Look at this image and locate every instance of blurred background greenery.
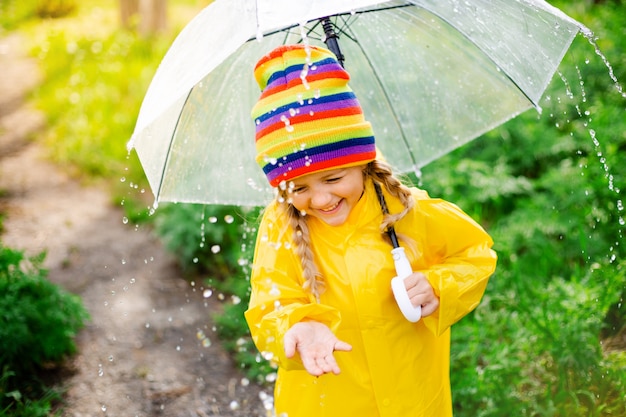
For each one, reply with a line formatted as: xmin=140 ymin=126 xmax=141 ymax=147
xmin=0 ymin=0 xmax=624 ymax=416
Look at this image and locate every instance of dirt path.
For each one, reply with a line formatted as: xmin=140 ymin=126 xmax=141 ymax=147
xmin=0 ymin=34 xmax=269 ymax=417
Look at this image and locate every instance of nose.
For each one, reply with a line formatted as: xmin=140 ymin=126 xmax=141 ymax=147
xmin=310 ymin=188 xmax=333 ymax=209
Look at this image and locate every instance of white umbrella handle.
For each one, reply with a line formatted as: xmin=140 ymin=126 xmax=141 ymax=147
xmin=391 ymin=247 xmax=422 ymax=322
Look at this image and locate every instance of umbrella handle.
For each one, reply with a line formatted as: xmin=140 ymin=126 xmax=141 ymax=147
xmin=391 ymin=247 xmax=422 ymax=322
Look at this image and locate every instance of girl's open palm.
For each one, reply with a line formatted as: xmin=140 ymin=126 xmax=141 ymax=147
xmin=284 ymin=321 xmax=352 ymax=376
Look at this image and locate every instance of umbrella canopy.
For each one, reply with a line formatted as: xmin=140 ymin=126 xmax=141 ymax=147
xmin=128 ymin=0 xmax=589 ymax=206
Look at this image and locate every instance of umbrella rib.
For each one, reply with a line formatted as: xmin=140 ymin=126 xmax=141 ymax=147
xmin=154 ymin=89 xmax=194 ymax=202
xmin=351 ymin=37 xmax=419 ymax=169
xmin=247 ymin=4 xmax=413 ymax=42
xmin=414 ymin=4 xmax=540 ymax=108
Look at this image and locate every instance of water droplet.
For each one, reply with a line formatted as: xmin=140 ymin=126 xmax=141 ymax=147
xmin=269 ymin=284 xmax=281 ymax=297
xmin=211 ymin=245 xmax=221 ymax=254
xmin=224 ymin=215 xmax=234 ymax=224
xmin=209 ymin=216 xmax=217 ymax=223
xmin=229 ymin=400 xmax=240 ymax=410
xmin=203 ymin=289 xmax=213 ymax=298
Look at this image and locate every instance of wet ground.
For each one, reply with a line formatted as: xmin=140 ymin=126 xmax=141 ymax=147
xmin=0 ymin=33 xmax=269 ymax=417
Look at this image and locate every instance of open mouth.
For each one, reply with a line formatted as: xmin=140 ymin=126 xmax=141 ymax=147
xmin=319 ymin=199 xmax=342 ymax=213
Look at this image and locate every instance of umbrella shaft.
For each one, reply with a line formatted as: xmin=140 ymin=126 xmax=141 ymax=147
xmin=321 ymin=17 xmax=345 ymax=67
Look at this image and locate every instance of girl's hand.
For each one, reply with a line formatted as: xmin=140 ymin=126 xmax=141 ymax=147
xmin=404 ymin=272 xmax=440 ymax=317
xmin=284 ymin=321 xmax=352 ymax=376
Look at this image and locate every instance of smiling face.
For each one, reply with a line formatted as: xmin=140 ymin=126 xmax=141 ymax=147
xmin=286 ymin=165 xmax=366 ymax=227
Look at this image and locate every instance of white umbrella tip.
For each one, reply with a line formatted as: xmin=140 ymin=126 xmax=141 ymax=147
xmin=126 ymin=137 xmax=136 ymax=152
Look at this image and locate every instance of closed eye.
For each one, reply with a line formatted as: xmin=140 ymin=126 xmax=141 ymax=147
xmin=325 ymin=176 xmax=342 ymax=184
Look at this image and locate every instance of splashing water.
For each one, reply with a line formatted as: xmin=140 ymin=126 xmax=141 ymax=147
xmin=556 ymin=31 xmax=625 ymax=262
xmin=582 ymin=32 xmax=626 ymax=99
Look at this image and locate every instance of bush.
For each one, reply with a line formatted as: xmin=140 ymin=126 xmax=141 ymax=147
xmin=153 ymin=203 xmax=259 ymax=276
xmin=0 ymin=244 xmax=89 ymax=414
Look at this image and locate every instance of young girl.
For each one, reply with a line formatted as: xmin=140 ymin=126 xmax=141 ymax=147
xmin=245 ymin=44 xmax=497 ymax=417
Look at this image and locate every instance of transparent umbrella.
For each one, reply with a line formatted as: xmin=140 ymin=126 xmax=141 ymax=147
xmin=127 ymin=0 xmax=589 ymax=206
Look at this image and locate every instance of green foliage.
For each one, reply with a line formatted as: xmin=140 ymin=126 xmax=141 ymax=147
xmin=212 ymin=274 xmax=277 ymax=384
xmin=1 ymin=367 xmax=63 ymax=417
xmin=421 ymin=2 xmax=626 ymax=414
xmin=152 ymin=203 xmax=273 ymax=380
xmin=35 ymin=0 xmax=77 ymax=19
xmin=0 ymin=244 xmax=90 ymax=372
xmin=0 ymin=244 xmax=89 ymax=415
xmin=153 ymin=203 xmax=258 ymax=275
xmin=0 ymin=0 xmax=77 ymax=30
xmin=451 ymin=263 xmax=625 ymax=417
xmin=31 ymin=28 xmax=169 ymax=185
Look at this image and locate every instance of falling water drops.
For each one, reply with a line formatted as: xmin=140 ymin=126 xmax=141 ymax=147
xmin=269 ymin=284 xmax=281 ymax=297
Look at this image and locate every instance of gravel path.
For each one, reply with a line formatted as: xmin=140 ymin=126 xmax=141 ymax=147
xmin=0 ymin=33 xmax=269 ymax=417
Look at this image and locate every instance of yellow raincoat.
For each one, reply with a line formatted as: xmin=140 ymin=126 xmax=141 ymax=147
xmin=245 ymin=179 xmax=497 ymax=417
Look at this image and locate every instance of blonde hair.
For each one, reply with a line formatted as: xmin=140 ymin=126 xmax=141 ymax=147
xmin=277 ymin=160 xmax=415 ymax=300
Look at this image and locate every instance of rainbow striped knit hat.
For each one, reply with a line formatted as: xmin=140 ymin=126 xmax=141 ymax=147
xmin=251 ymin=44 xmax=376 ymax=187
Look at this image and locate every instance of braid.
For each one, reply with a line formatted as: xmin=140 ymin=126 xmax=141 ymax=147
xmin=277 ymin=192 xmax=325 ymax=301
xmin=364 ymin=160 xmax=414 ymax=235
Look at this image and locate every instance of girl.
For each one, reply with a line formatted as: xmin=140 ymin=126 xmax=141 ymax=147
xmin=245 ymin=44 xmax=497 ymax=417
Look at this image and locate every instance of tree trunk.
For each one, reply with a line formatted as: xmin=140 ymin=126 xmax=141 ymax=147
xmin=120 ymin=0 xmax=167 ymax=35
xmin=139 ymin=0 xmax=167 ymax=36
xmin=120 ymin=0 xmax=139 ymax=29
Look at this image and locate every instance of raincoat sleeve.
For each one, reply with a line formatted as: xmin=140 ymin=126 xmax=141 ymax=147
xmin=244 ymin=204 xmax=342 ymax=371
xmin=409 ymin=189 xmax=497 ymax=336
